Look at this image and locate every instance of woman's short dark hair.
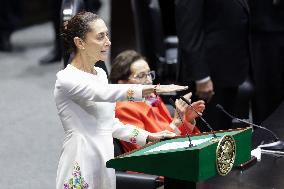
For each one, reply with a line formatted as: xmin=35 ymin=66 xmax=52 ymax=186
xmin=61 ymin=11 xmax=100 ymax=53
xmin=110 ymin=50 xmax=145 ymax=84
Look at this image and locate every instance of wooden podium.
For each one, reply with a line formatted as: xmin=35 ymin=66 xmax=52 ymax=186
xmin=107 ymin=127 xmax=252 ymax=186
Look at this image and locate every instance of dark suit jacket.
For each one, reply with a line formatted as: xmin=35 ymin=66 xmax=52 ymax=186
xmin=250 ymin=0 xmax=284 ymax=32
xmin=175 ymin=0 xmax=251 ymax=87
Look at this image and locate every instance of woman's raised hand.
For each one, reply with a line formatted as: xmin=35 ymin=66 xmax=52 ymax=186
xmin=142 ymin=84 xmax=188 ymax=97
xmin=156 ymin=84 xmax=188 ymax=94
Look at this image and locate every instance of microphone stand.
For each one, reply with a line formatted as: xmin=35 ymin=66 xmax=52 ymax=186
xmin=180 ymin=96 xmax=218 ymax=139
xmin=216 ymin=104 xmax=284 ymax=152
xmin=169 ymin=98 xmax=193 ymax=148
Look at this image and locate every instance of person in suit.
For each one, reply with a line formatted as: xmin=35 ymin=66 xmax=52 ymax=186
xmin=0 ymin=0 xmax=22 ymax=51
xmin=249 ymin=0 xmax=284 ymax=124
xmin=175 ymin=0 xmax=252 ymax=131
xmin=39 ymin=0 xmax=63 ymax=64
xmin=40 ymin=0 xmax=102 ymax=65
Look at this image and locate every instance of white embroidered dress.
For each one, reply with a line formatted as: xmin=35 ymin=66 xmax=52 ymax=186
xmin=54 ymin=64 xmax=149 ymax=189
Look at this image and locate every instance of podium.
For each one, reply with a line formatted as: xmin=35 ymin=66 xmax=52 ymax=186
xmin=107 ymin=127 xmax=252 ymax=186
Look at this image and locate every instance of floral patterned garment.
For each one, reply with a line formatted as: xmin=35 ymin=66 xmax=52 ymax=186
xmin=54 ymin=65 xmax=149 ymax=189
xmin=64 ymin=162 xmax=89 ymax=189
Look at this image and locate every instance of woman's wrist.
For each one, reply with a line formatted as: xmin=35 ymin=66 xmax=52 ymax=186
xmin=142 ymin=84 xmax=161 ymax=97
xmin=142 ymin=85 xmax=154 ymax=97
xmin=172 ymin=118 xmax=182 ymax=126
xmin=146 ymin=136 xmax=150 ymax=143
xmin=146 ymin=134 xmax=158 ymax=143
xmin=169 ymin=121 xmax=181 ymax=135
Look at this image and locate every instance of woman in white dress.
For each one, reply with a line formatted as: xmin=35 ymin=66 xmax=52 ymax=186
xmin=54 ymin=11 xmax=188 ymax=189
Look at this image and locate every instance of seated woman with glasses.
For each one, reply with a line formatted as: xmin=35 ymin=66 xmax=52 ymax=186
xmin=110 ymin=50 xmax=205 ymax=153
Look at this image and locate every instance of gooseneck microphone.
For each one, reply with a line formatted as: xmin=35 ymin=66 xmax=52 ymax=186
xmin=216 ymin=104 xmax=279 ymax=140
xmin=216 ymin=104 xmax=284 ymax=151
xmin=180 ymin=96 xmax=217 ymax=138
xmin=169 ymin=98 xmax=193 ymax=148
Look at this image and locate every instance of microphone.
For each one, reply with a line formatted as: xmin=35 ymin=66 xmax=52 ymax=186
xmin=169 ymin=98 xmax=193 ymax=147
xmin=180 ymin=96 xmax=217 ymax=138
xmin=216 ymin=104 xmax=284 ymax=151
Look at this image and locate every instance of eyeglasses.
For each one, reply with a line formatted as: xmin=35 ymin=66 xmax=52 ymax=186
xmin=130 ymin=70 xmax=156 ymax=81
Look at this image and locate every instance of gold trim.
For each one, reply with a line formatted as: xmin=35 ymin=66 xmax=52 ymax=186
xmin=216 ymin=135 xmax=236 ymax=176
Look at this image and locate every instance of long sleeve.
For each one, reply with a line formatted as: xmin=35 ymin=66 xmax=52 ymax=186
xmin=54 ymin=66 xmax=146 ymax=189
xmin=114 ymin=101 xmax=174 ymax=152
xmin=175 ymin=0 xmax=209 ymax=81
xmin=55 ymin=67 xmax=143 ymax=102
xmin=115 ymin=103 xmax=146 ymax=129
xmin=115 ymin=103 xmax=149 ymax=152
xmin=112 ymin=118 xmax=149 ymax=146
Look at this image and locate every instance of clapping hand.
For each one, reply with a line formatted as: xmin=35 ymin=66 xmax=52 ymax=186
xmin=172 ymin=92 xmax=192 ymax=125
xmin=185 ymin=100 xmax=205 ymax=122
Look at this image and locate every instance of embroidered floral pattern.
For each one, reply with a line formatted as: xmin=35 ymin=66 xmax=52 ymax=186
xmin=127 ymin=88 xmax=135 ymax=101
xmin=64 ymin=162 xmax=89 ymax=189
xmin=129 ymin=128 xmax=140 ymax=144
